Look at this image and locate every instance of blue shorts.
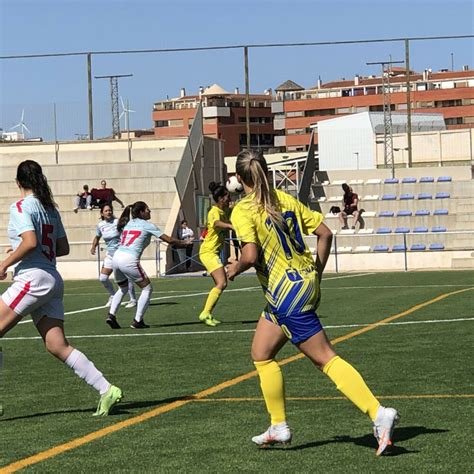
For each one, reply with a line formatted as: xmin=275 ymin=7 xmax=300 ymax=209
xmin=263 ymin=308 xmax=323 ymax=344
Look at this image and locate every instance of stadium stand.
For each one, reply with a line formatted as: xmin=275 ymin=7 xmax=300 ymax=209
xmin=402 ymin=177 xmax=417 ymax=184
xmin=418 ymin=192 xmax=433 ymax=200
xmin=437 ymin=176 xmax=452 ymax=182
xmin=420 ymin=176 xmax=435 ymax=183
xmin=400 ymin=193 xmax=415 ymax=200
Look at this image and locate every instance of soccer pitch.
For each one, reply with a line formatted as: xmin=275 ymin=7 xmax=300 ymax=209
xmin=1 ymin=271 xmax=473 ymax=472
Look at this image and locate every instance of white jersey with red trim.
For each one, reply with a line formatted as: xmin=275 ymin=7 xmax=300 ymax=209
xmin=115 ymin=218 xmax=162 ymax=258
xmin=8 ymin=194 xmax=66 ymax=275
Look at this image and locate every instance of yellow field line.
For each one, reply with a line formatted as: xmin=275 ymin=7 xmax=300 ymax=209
xmin=1 ymin=286 xmax=473 ymax=473
xmin=194 ymin=394 xmax=474 ymax=402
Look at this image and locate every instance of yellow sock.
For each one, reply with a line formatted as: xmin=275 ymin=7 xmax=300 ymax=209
xmin=323 ymin=356 xmax=380 ymax=421
xmin=254 ymin=359 xmax=286 ymax=425
xmin=203 ymin=287 xmax=222 ymax=314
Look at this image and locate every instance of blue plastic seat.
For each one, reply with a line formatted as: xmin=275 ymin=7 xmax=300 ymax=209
xmin=435 ymin=192 xmax=450 ymax=199
xmin=432 ymin=226 xmax=447 ymax=233
xmin=378 ymin=211 xmax=394 ymax=217
xmin=413 ymin=226 xmax=428 ymax=233
xmin=429 ymin=243 xmax=445 ymax=250
xmin=410 ymin=244 xmax=426 ymax=251
xmin=397 ymin=210 xmax=413 ymax=217
xmin=392 ymin=244 xmax=407 ymax=252
xmin=415 ymin=209 xmax=430 ymax=216
xmin=434 ymin=209 xmax=448 ymax=215
xmin=402 ymin=177 xmax=417 ymax=184
xmin=437 ymin=176 xmax=452 ymax=182
xmin=418 ymin=193 xmax=432 ymax=200
xmin=382 ymin=194 xmax=397 ymax=200
xmin=395 ymin=227 xmax=410 ymax=233
xmin=420 ymin=176 xmax=434 ymax=183
xmin=400 ymin=193 xmax=415 ymax=200
xmin=376 ymin=227 xmax=392 ymax=234
xmin=373 ymin=245 xmax=389 ymax=252
xmin=384 ymin=178 xmax=399 ymax=184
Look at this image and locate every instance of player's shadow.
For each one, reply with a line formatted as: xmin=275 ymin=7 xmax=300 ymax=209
xmin=284 ymin=426 xmax=448 ymax=455
xmin=149 ymin=302 xmax=179 ymax=307
xmin=0 ymin=395 xmax=191 ymax=421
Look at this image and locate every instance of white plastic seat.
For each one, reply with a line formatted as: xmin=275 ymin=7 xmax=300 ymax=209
xmin=363 ymin=195 xmax=379 ymax=201
xmin=366 ymin=178 xmax=382 ymax=184
xmin=354 ymin=245 xmax=371 ymax=253
xmin=327 ymin=195 xmax=343 ymax=202
xmin=358 ymin=228 xmax=374 ymax=234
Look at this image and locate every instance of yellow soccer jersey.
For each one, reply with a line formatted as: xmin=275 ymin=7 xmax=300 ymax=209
xmin=200 ymin=205 xmax=231 ymax=254
xmin=231 ymin=190 xmax=324 ymax=317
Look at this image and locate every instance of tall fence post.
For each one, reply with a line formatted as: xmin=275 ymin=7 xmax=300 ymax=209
xmin=96 ymin=245 xmax=101 ymax=278
xmin=403 ymin=233 xmax=408 ymax=271
xmin=333 ymin=234 xmax=339 ymax=273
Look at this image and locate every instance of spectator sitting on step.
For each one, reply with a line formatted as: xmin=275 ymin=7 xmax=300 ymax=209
xmin=338 ymin=183 xmax=362 ymax=230
xmin=91 ymin=180 xmax=125 ymax=209
xmin=74 ymin=184 xmax=92 ymax=213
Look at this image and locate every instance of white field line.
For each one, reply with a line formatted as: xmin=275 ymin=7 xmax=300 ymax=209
xmin=17 ymin=272 xmax=375 ymax=326
xmin=5 ymin=317 xmax=473 ymax=341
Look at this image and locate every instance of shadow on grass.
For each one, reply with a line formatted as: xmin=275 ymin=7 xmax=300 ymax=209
xmin=0 ymin=395 xmax=193 ymax=421
xmin=148 ymin=302 xmax=179 ymax=307
xmin=283 ymin=426 xmax=448 ymax=455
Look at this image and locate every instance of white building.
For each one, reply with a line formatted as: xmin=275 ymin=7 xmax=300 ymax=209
xmin=317 ymin=112 xmax=446 ymax=171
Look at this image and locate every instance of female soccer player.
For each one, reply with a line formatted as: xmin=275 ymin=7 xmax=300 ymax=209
xmin=106 ymin=201 xmax=188 ymax=329
xmin=0 ymin=160 xmax=122 ymax=416
xmin=198 ymin=182 xmax=233 ymax=327
xmin=90 ymin=203 xmax=137 ymax=308
xmin=226 ymin=150 xmax=399 ymax=456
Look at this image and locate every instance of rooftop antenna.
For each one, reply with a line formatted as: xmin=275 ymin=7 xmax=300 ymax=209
xmin=10 ymin=109 xmax=30 ymax=136
xmin=366 ymin=59 xmax=404 ymax=178
xmin=94 ymin=74 xmax=133 ymax=138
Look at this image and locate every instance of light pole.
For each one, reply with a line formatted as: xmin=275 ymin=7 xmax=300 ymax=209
xmin=353 ymin=152 xmax=359 ymax=170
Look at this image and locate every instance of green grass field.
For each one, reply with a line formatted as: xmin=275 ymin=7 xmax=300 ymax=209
xmin=1 ymin=270 xmax=473 ymax=472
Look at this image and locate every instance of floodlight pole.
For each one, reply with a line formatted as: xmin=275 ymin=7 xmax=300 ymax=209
xmin=87 ymin=53 xmax=94 ymax=140
xmin=95 ymin=73 xmax=133 ymax=138
xmin=244 ymin=46 xmax=250 ymax=149
xmin=367 ymin=59 xmax=404 ymax=178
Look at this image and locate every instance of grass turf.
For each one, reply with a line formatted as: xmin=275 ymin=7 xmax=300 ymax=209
xmin=0 ymin=270 xmax=473 ymax=472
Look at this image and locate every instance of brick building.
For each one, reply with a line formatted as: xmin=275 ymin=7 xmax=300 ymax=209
xmin=152 ymin=84 xmax=276 ymax=156
xmin=272 ymin=68 xmax=474 ymax=152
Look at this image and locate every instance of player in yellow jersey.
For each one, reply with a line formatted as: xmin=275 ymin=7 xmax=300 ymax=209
xmin=198 ymin=182 xmax=233 ymax=327
xmin=226 ymin=150 xmax=399 ymax=456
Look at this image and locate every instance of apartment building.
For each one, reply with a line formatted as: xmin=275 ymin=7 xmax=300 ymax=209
xmin=152 ymin=84 xmax=276 ymax=156
xmin=272 ymin=68 xmax=474 ymax=152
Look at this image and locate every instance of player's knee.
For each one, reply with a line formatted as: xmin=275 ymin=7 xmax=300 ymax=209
xmin=217 ymin=280 xmax=227 ymax=291
xmin=142 ymin=283 xmax=153 ymax=295
xmin=117 ymin=282 xmax=128 ymax=294
xmin=45 ymin=339 xmax=69 ymax=359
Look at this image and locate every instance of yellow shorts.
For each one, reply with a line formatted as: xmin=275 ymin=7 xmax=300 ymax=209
xmin=199 ymin=250 xmax=223 ymax=274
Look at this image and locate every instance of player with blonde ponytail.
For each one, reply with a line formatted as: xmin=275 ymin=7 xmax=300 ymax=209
xmin=227 ymin=150 xmax=399 ymax=455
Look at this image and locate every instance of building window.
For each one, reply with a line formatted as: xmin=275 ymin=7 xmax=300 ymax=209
xmin=434 ymin=99 xmax=462 ymax=107
xmin=286 ymin=111 xmax=305 ymax=118
xmin=155 ymin=120 xmax=169 ymax=127
xmin=305 ymin=109 xmax=335 ymax=117
xmin=336 ymin=107 xmax=351 ymax=114
xmin=168 ymin=119 xmax=184 ymax=127
xmin=287 ymin=128 xmax=305 ymax=135
xmin=445 ymin=117 xmax=463 ymax=125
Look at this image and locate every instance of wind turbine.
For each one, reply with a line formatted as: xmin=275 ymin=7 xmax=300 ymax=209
xmin=119 ymin=97 xmax=135 ymax=133
xmin=10 ymin=109 xmax=30 ymax=137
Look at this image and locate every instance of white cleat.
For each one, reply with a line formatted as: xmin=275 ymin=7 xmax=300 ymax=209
xmin=105 ymin=296 xmax=113 ymax=308
xmin=251 ymin=422 xmax=292 ymax=448
xmin=373 ymin=406 xmax=400 ymax=456
xmin=125 ymin=300 xmax=137 ymax=309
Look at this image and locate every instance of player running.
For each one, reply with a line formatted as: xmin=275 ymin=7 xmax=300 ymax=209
xmin=90 ymin=203 xmax=137 ymax=308
xmin=0 ymin=160 xmax=121 ymax=416
xmin=198 ymin=182 xmax=233 ymax=327
xmin=226 ymin=150 xmax=399 ymax=455
xmin=106 ymin=201 xmax=188 ymax=329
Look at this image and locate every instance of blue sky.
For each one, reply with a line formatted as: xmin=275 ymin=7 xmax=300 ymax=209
xmin=1 ymin=0 xmax=473 ymax=140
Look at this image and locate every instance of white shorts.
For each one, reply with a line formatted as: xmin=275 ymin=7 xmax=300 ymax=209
xmin=102 ymin=254 xmax=114 ymax=271
xmin=1 ymin=269 xmax=64 ymax=325
xmin=112 ymin=251 xmax=148 ymax=285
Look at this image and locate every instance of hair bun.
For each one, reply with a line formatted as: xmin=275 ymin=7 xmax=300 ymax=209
xmin=208 ymin=181 xmax=220 ymax=192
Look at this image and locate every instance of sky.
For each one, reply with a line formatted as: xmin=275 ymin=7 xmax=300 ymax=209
xmin=0 ymin=0 xmax=473 ymax=140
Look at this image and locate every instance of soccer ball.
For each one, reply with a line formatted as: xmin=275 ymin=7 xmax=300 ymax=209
xmin=226 ymin=175 xmax=243 ymax=193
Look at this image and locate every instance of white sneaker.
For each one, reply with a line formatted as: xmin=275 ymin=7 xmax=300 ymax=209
xmin=105 ymin=296 xmax=113 ymax=308
xmin=251 ymin=422 xmax=292 ymax=447
xmin=373 ymin=406 xmax=400 ymax=456
xmin=125 ymin=300 xmax=137 ymax=309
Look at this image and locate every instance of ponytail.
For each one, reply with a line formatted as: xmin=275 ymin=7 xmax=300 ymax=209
xmin=117 ymin=201 xmax=149 ymax=232
xmin=16 ymin=160 xmax=56 ymax=209
xmin=117 ymin=205 xmax=132 ymax=232
xmin=235 ymin=149 xmax=283 ymax=228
